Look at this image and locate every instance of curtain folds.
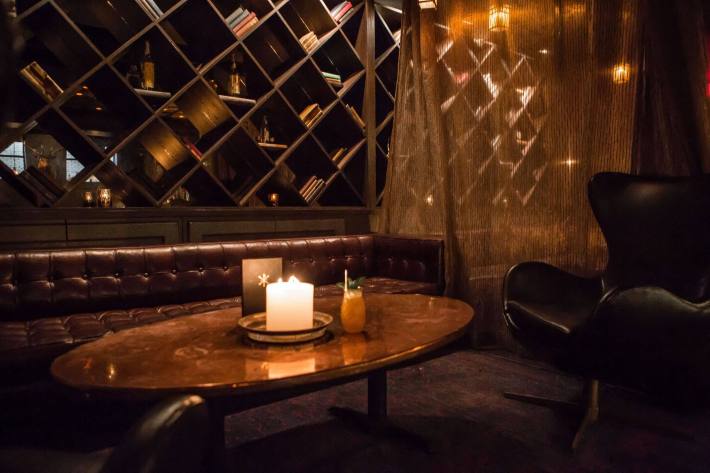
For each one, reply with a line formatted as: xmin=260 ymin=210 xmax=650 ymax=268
xmin=379 ymin=0 xmax=655 ymax=345
xmin=632 ymin=0 xmax=710 ymax=175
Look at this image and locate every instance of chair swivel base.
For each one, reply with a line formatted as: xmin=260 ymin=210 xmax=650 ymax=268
xmin=504 ymin=379 xmax=694 ymax=450
xmin=505 ymin=379 xmax=599 ymax=450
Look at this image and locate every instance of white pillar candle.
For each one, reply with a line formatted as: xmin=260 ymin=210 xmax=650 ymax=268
xmin=266 ymin=276 xmax=314 ymax=331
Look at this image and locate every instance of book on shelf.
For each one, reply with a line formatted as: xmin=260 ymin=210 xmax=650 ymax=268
xmin=300 ymin=176 xmax=324 ymax=201
xmin=345 ymin=104 xmax=365 ymax=129
xmin=299 ymin=176 xmax=317 ymax=195
xmin=299 ymin=103 xmax=323 ymax=128
xmin=19 ymin=62 xmax=63 ymax=102
xmin=330 ymin=2 xmax=352 ymax=20
xmin=330 ymin=147 xmax=348 ymax=165
xmin=305 ymin=109 xmax=323 ymax=128
xmin=322 ymin=71 xmax=341 ymax=81
xmin=138 ymin=0 xmax=163 ymax=19
xmin=331 ymin=2 xmax=353 ymax=22
xmin=225 ymin=7 xmax=245 ymax=26
xmin=229 ymin=8 xmax=251 ymax=29
xmin=323 ymin=71 xmax=343 ymax=88
xmin=299 ymin=32 xmax=318 ymax=53
xmin=303 ymin=179 xmax=325 ymax=203
xmin=335 ymin=5 xmax=355 ymax=23
xmin=301 ymin=177 xmax=320 ymax=198
xmin=234 ymin=13 xmax=258 ymax=37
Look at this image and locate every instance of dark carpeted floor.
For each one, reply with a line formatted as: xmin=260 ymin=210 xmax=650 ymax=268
xmin=224 ymin=350 xmax=710 ymax=473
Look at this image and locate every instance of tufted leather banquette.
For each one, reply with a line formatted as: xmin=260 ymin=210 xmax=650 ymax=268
xmin=0 ymin=234 xmax=443 ymax=384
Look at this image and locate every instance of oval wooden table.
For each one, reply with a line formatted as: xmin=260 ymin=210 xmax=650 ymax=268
xmin=52 ymin=293 xmax=473 ymax=469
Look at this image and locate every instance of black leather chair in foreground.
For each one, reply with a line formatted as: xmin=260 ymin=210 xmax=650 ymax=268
xmin=0 ymin=395 xmax=209 ymax=473
xmin=503 ymin=172 xmax=710 ymax=449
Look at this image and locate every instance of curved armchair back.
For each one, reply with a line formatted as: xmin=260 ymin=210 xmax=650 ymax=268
xmin=588 ymin=172 xmax=710 ymax=302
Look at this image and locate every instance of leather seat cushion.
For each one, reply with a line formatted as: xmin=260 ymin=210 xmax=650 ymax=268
xmin=0 ymin=277 xmax=434 ymax=368
xmin=505 ymin=298 xmax=596 ymax=348
xmin=0 ymin=297 xmax=242 ymax=368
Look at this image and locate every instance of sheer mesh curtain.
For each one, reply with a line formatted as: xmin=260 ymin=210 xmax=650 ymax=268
xmin=379 ymin=0 xmax=642 ymax=346
xmin=633 ymin=0 xmax=710 ymax=175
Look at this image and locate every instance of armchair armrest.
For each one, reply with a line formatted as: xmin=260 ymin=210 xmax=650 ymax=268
xmin=101 ymin=395 xmax=209 ymax=473
xmin=372 ymin=234 xmax=444 ymax=293
xmin=504 ymin=262 xmax=602 ymax=308
xmin=591 ymin=286 xmax=710 ymax=347
xmin=588 ymin=287 xmax=710 ymax=400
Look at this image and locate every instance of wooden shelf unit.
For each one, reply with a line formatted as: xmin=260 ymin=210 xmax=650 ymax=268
xmin=2 ymin=0 xmax=401 ymax=209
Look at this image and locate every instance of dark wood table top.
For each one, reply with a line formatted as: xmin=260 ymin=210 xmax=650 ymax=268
xmin=51 ymin=294 xmax=473 ymax=399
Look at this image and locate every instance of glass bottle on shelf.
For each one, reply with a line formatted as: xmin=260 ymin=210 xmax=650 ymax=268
xmin=228 ymin=53 xmax=243 ymax=97
xmin=258 ymin=115 xmax=272 ymax=144
xmin=127 ymin=65 xmax=141 ymax=88
xmin=140 ymin=40 xmax=156 ymax=90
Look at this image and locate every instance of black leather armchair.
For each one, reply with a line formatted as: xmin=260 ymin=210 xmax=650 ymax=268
xmin=503 ymin=172 xmax=710 ymax=448
xmin=0 ymin=395 xmax=209 ymax=473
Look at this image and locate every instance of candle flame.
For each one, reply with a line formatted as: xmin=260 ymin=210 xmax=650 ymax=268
xmin=288 ymin=276 xmax=300 ymax=283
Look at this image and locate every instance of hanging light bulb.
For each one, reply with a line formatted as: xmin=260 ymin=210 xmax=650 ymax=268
xmin=612 ymin=63 xmax=631 ymax=84
xmin=418 ymin=0 xmax=437 ymax=9
xmin=489 ymin=4 xmax=510 ymax=31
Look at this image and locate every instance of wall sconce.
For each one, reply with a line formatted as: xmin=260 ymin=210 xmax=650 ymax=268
xmin=612 ymin=63 xmax=630 ymax=84
xmin=268 ymin=192 xmax=280 ymax=207
xmin=489 ymin=4 xmax=510 ymax=32
xmin=97 ymin=187 xmax=112 ymax=208
xmin=418 ymin=0 xmax=437 ymax=9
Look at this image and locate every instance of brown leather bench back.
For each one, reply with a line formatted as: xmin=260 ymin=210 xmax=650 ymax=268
xmin=0 ymin=235 xmax=443 ymax=321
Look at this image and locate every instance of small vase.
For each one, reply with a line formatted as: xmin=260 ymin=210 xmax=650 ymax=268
xmin=341 ymin=288 xmax=366 ymax=334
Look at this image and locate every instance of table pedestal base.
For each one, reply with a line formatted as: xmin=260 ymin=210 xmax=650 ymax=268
xmin=329 ymin=370 xmax=433 ymax=452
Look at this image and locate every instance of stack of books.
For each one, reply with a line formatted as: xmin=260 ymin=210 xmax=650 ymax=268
xmin=322 ymin=71 xmax=342 ymax=88
xmin=299 ymin=103 xmax=323 ymax=128
xmin=19 ymin=62 xmax=63 ymax=102
xmin=299 ymin=31 xmax=319 ymax=53
xmin=226 ymin=7 xmax=259 ymax=37
xmin=330 ymin=147 xmax=348 ymax=166
xmin=299 ymin=176 xmax=325 ymax=203
xmin=345 ymin=104 xmax=365 ymax=129
xmin=330 ymin=1 xmax=353 ymax=23
xmin=137 ymin=0 xmax=163 ymax=19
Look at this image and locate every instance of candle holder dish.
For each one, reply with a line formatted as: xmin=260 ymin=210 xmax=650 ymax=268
xmin=238 ymin=311 xmax=333 ymax=344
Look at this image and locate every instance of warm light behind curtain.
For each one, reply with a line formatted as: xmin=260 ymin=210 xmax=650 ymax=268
xmin=379 ymin=0 xmax=641 ymax=346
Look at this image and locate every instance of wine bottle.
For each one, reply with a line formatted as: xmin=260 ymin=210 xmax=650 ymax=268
xmin=228 ymin=54 xmax=242 ymax=97
xmin=127 ymin=65 xmax=141 ymax=88
xmin=259 ymin=116 xmax=271 ymax=143
xmin=140 ymin=40 xmax=156 ymax=90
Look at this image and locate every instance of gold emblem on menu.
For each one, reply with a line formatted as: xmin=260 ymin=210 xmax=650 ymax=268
xmin=258 ymin=273 xmax=270 ymax=288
